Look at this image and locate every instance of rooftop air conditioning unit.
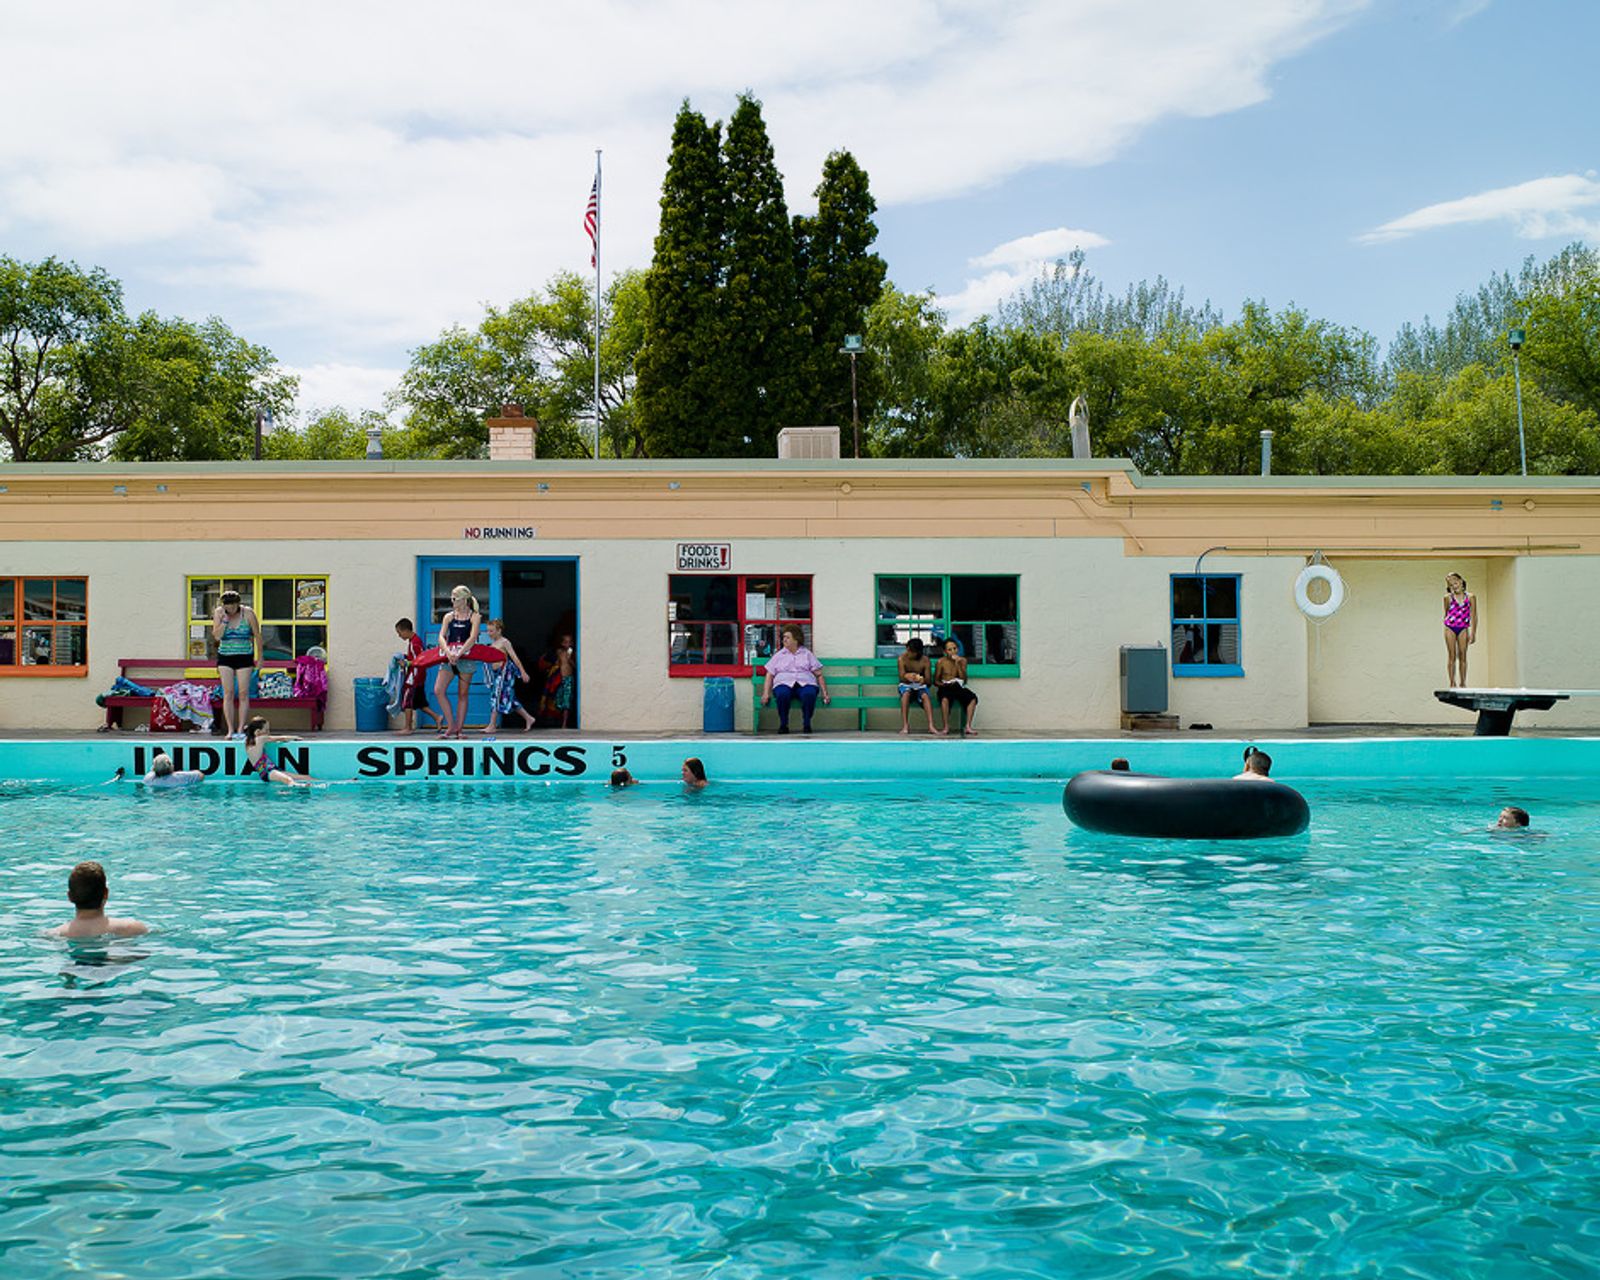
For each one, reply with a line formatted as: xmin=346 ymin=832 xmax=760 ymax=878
xmin=777 ymin=426 xmax=841 ymax=460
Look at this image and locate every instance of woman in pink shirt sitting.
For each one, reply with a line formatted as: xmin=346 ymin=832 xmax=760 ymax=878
xmin=760 ymin=625 xmax=831 ymax=734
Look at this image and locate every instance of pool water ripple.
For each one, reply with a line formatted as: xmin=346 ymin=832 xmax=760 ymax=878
xmin=2 ymin=779 xmax=1598 ymax=1277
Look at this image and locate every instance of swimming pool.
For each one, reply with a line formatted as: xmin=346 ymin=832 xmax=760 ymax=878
xmin=3 ymin=774 xmax=1598 ymax=1277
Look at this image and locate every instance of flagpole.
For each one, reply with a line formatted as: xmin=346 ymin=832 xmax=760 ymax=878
xmin=592 ymin=149 xmax=602 ymax=461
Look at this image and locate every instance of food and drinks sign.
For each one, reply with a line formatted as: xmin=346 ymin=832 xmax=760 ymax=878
xmin=676 ymin=542 xmax=731 ymax=571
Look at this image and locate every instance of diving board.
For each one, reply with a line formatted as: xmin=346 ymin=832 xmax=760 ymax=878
xmin=1434 ymin=688 xmax=1600 ymax=736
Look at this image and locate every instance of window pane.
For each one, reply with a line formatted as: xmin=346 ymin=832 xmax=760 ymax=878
xmin=705 ymin=623 xmax=737 ymax=666
xmin=262 ymin=578 xmax=295 ymax=619
xmin=1172 ymin=577 xmax=1203 ymax=620
xmin=23 ymin=580 xmax=53 ymax=620
xmin=0 ymin=579 xmax=13 ymax=622
xmin=744 ymin=623 xmax=777 ymax=666
xmin=293 ymin=625 xmax=326 ymax=658
xmin=670 ymin=623 xmax=701 ymax=665
xmin=742 ymin=578 xmax=777 ymax=621
xmin=877 ymin=577 xmax=909 ymax=617
xmin=778 ymin=577 xmax=812 ymax=619
xmin=950 ymin=575 xmax=1017 ymax=621
xmin=0 ymin=626 xmax=14 ymax=664
xmin=225 ymin=578 xmax=255 ymax=609
xmin=431 ymin=570 xmax=488 ymax=621
xmin=260 ymin=624 xmax=294 ymax=662
xmin=295 ymin=578 xmax=327 ymax=620
xmin=1204 ymin=577 xmax=1238 ymax=619
xmin=1209 ymin=623 xmax=1240 ymax=665
xmin=1172 ymin=623 xmax=1204 ymax=665
xmin=55 ymin=579 xmax=87 ymax=622
xmin=191 ymin=578 xmax=221 ymax=620
xmin=58 ymin=625 xmax=87 ymax=666
xmin=22 ymin=625 xmax=54 ymax=664
xmin=881 ymin=620 xmax=937 ymax=658
xmin=910 ymin=577 xmax=943 ymax=618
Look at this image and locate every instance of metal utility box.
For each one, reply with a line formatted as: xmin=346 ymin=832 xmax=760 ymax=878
xmin=1120 ymin=644 xmax=1168 ymax=714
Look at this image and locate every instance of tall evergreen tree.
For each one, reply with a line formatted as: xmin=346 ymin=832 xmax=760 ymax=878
xmin=793 ymin=150 xmax=887 ymax=440
xmin=716 ymin=94 xmax=804 ymax=455
xmin=635 ymin=103 xmax=727 ymax=457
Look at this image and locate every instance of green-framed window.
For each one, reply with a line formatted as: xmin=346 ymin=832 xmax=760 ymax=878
xmin=874 ymin=574 xmax=1019 ymax=675
xmin=186 ymin=575 xmax=329 ymax=662
xmin=1170 ymin=573 xmax=1242 ymax=677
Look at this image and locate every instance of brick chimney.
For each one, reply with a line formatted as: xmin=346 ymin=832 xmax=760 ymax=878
xmin=486 ymin=404 xmax=538 ymax=460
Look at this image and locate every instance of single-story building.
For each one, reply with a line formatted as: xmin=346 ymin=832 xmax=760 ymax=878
xmin=3 ymin=453 xmax=1598 ymax=733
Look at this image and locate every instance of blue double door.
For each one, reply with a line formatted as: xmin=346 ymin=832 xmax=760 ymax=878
xmin=416 ymin=557 xmax=578 ymax=729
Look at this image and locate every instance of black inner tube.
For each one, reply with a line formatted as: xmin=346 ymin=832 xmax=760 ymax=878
xmin=1063 ymin=770 xmax=1309 ymax=839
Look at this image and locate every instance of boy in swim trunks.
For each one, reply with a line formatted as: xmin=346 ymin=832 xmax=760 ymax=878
xmin=51 ymin=861 xmax=149 ymax=938
xmin=897 ymin=638 xmax=936 ymax=734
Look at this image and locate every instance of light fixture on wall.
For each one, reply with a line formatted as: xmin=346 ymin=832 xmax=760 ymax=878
xmin=156 ymin=484 xmax=168 ymax=493
xmin=112 ymin=484 xmax=128 ymax=496
xmin=668 ymin=481 xmax=681 ymax=490
xmin=536 ymin=482 xmax=550 ymax=493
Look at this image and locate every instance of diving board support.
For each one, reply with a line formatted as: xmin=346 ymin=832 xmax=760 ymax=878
xmin=1433 ymin=688 xmax=1600 ymax=736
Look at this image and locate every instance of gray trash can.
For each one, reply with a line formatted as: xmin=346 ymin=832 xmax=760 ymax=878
xmin=703 ymin=676 xmax=735 ymax=733
xmin=353 ymin=677 xmax=390 ymax=732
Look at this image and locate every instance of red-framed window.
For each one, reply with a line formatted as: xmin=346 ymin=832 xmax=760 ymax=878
xmin=668 ymin=574 xmax=813 ymax=676
xmin=0 ymin=577 xmax=88 ymax=676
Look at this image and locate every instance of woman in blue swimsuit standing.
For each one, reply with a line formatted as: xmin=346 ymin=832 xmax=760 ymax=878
xmin=212 ymin=589 xmax=260 ymax=739
xmin=434 ymin=585 xmax=482 ymax=739
xmin=1442 ymin=572 xmax=1477 ymax=688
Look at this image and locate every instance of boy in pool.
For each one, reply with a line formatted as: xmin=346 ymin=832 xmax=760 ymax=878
xmin=610 ymin=768 xmax=639 ymax=787
xmin=1494 ymin=806 xmax=1531 ymax=829
xmin=51 ymin=861 xmax=149 ymax=938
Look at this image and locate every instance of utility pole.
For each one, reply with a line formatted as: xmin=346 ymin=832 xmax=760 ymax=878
xmin=841 ymin=333 xmax=864 ymax=458
xmin=1509 ymin=327 xmax=1527 ymax=476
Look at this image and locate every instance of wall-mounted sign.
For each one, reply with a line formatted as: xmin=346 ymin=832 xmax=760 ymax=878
xmin=677 ymin=542 xmax=731 ymax=571
xmin=464 ymin=526 xmax=538 ymax=540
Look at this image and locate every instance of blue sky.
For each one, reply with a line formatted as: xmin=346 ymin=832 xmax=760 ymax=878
xmin=2 ymin=1 xmax=1595 ymax=420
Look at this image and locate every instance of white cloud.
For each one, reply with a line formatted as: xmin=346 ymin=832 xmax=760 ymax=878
xmin=285 ymin=363 xmax=406 ymax=418
xmin=937 ymin=226 xmax=1113 ymax=323
xmin=1360 ymin=174 xmax=1600 ymax=245
xmin=971 ymin=227 xmax=1111 ymax=270
xmin=0 ymin=0 xmax=1368 ymax=386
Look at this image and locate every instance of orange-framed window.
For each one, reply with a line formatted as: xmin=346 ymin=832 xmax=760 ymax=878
xmin=0 ymin=577 xmax=88 ymax=676
xmin=668 ymin=574 xmax=814 ymax=676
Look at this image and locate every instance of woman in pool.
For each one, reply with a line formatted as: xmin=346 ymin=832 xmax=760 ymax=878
xmin=244 ymin=715 xmax=308 ymax=786
xmin=760 ymin=624 xmax=830 ymax=734
xmin=211 ymin=589 xmax=260 ymax=738
xmin=1442 ymin=572 xmax=1477 ymax=688
xmin=681 ymin=757 xmax=708 ymax=790
xmin=434 ymin=585 xmax=482 ymax=739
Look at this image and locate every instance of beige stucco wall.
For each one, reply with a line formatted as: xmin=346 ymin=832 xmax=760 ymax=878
xmin=1307 ymin=558 xmax=1495 ymax=724
xmin=1510 ymin=556 xmax=1600 ymax=727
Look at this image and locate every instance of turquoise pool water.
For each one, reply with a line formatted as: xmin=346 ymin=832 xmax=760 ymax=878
xmin=3 ymin=777 xmax=1598 ymax=1278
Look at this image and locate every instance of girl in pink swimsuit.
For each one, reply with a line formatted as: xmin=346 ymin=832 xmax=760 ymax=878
xmin=1442 ymin=572 xmax=1477 ymax=688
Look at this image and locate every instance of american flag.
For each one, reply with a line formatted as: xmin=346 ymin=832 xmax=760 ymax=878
xmin=584 ymin=176 xmax=599 ymax=267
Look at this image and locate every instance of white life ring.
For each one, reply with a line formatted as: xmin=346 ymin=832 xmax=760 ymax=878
xmin=1295 ymin=563 xmax=1345 ymax=619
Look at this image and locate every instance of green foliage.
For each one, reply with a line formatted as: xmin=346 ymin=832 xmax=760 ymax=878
xmin=636 ymin=103 xmax=729 ymax=457
xmin=261 ymin=407 xmax=429 ymax=461
xmin=0 ymin=256 xmax=292 ymax=462
xmin=1520 ymin=243 xmax=1600 ymax=420
xmin=390 ymin=269 xmax=647 ymax=460
xmin=793 ymin=150 xmax=888 ymax=442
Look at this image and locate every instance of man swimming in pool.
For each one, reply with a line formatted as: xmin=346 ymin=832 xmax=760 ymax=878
xmin=1234 ymin=747 xmax=1273 ymax=780
xmin=141 ymin=752 xmax=204 ymax=789
xmin=51 ymin=861 xmax=149 ymax=939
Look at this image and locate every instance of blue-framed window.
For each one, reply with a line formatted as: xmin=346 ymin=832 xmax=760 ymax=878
xmin=1171 ymin=574 xmax=1242 ymax=677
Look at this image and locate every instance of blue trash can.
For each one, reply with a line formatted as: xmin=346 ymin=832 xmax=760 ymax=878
xmin=353 ymin=677 xmax=390 ymax=733
xmin=702 ymin=676 xmax=735 ymax=733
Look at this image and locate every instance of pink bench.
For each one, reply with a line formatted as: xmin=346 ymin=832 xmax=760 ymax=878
xmin=101 ymin=658 xmax=325 ymax=732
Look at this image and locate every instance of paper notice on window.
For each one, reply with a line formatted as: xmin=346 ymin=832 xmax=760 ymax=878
xmin=296 ymin=579 xmax=327 ymax=619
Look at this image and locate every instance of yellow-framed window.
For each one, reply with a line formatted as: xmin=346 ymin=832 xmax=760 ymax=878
xmin=0 ymin=576 xmax=88 ymax=676
xmin=185 ymin=575 xmax=329 ymax=662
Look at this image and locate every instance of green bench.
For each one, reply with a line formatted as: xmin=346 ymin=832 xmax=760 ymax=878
xmin=750 ymin=657 xmax=966 ymax=733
